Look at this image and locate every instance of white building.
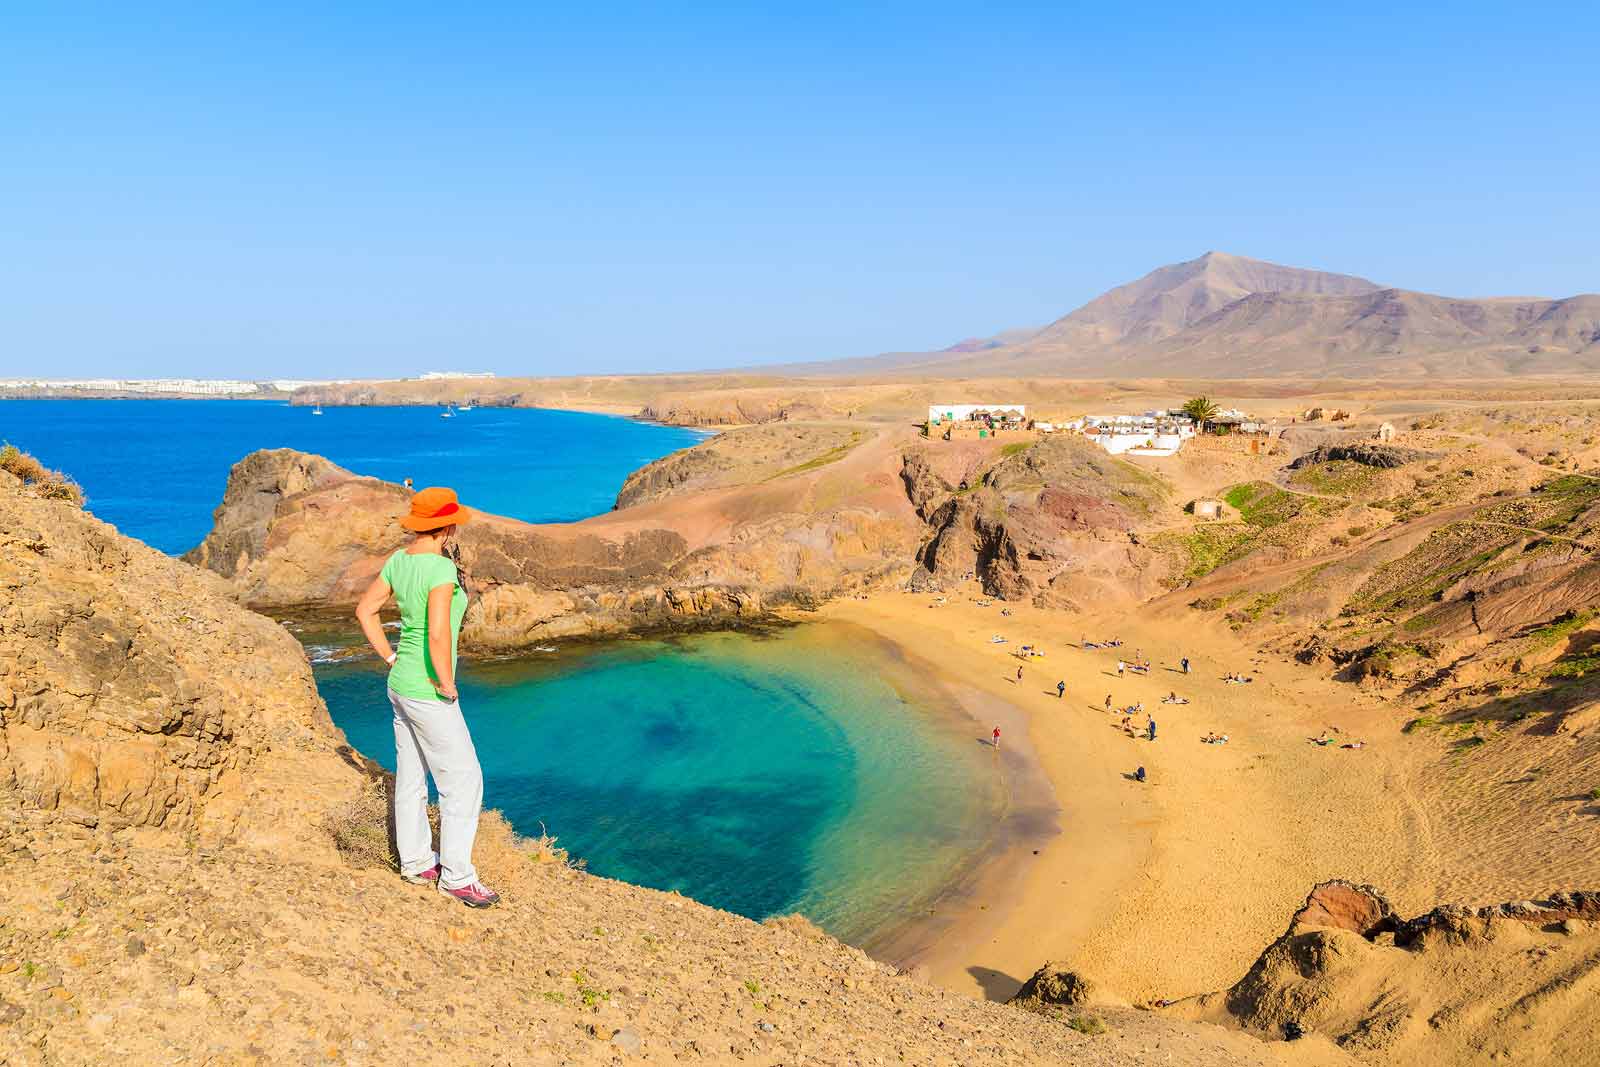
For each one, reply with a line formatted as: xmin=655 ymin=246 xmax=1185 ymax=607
xmin=1073 ymin=410 xmax=1196 ymax=457
xmin=419 ymin=371 xmax=496 ymax=380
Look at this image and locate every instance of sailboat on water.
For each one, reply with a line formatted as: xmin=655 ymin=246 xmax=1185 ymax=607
xmin=312 ymin=404 xmax=324 ymax=416
xmin=440 ymin=404 xmax=456 ymax=418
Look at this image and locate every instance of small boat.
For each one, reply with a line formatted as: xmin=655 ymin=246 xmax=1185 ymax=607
xmin=457 ymin=403 xmax=473 ymax=412
xmin=533 ymin=645 xmax=557 ymax=653
xmin=440 ymin=405 xmax=455 ymax=419
xmin=312 ymin=405 xmax=324 ymax=416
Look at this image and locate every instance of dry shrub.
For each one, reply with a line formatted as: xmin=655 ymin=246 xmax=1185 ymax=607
xmin=762 ymin=913 xmax=834 ymax=943
xmin=0 ymin=443 xmax=84 ymax=505
xmin=323 ymin=779 xmax=402 ymax=871
xmin=325 ymin=778 xmax=574 ymax=888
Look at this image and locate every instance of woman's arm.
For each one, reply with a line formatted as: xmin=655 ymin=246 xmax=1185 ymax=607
xmin=355 ymin=575 xmax=395 ymax=662
xmin=426 ymin=582 xmax=457 ymax=700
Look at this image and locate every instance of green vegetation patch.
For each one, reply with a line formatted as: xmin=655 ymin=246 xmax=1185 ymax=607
xmin=766 ymin=431 xmax=864 ymax=481
xmin=999 ymin=441 xmax=1034 ymax=458
xmin=1226 ymin=591 xmax=1282 ymax=627
xmin=1152 ymin=524 xmax=1254 ymax=581
xmin=1528 ymin=609 xmax=1596 ymax=648
xmin=1546 ymin=649 xmax=1600 ymax=680
xmin=1344 ymin=522 xmax=1518 ymax=616
xmin=1219 ymin=480 xmax=1334 ymax=528
xmin=1289 ymin=460 xmax=1384 ymax=499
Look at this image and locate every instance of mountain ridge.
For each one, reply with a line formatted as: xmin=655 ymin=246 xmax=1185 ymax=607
xmin=786 ymin=252 xmax=1600 ymax=379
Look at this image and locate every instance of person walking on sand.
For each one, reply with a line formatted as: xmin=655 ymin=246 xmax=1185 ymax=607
xmin=355 ymin=487 xmax=500 ymax=909
xmin=992 ymin=725 xmax=1001 ymax=749
xmin=1116 ymin=659 xmax=1125 ymax=677
xmin=1104 ymin=693 xmax=1113 ymax=710
xmin=1056 ymin=679 xmax=1066 ymax=699
xmin=1181 ymin=656 xmax=1190 ymax=675
xmin=1147 ymin=716 xmax=1157 ymax=741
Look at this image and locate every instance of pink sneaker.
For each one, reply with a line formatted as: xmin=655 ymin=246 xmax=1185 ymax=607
xmin=401 ymin=864 xmax=441 ymax=885
xmin=439 ymin=881 xmax=501 ymax=908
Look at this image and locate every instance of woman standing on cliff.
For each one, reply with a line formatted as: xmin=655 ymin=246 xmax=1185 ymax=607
xmin=355 ymin=487 xmax=500 ymax=908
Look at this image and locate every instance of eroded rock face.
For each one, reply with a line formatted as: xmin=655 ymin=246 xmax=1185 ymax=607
xmin=0 ymin=466 xmax=360 ymax=852
xmin=1180 ymin=881 xmax=1600 ymax=1064
xmin=190 ymin=446 xmax=922 ymax=649
xmin=1289 ymin=880 xmax=1399 ymax=939
xmin=915 ymin=436 xmax=1167 ymax=607
xmin=1288 ymin=444 xmax=1435 ymax=470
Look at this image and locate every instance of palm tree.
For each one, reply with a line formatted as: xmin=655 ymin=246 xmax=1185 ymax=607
xmin=1181 ymin=396 xmax=1219 ymax=424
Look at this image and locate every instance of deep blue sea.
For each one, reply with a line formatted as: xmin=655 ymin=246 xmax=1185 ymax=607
xmin=0 ymin=398 xmax=704 ymax=554
xmin=0 ymin=398 xmax=999 ymax=941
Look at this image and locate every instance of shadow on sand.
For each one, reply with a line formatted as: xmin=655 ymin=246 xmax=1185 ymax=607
xmin=967 ymin=965 xmax=1025 ymax=1002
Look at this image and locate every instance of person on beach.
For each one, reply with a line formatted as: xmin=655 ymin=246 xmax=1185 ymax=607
xmin=1116 ymin=660 xmax=1125 ymax=676
xmin=1056 ymin=680 xmax=1066 ymax=699
xmin=1104 ymin=693 xmax=1113 ymax=710
xmin=355 ymin=487 xmax=500 ymax=909
xmin=1016 ymin=665 xmax=1024 ymax=682
xmin=1147 ymin=717 xmax=1157 ymax=741
xmin=1181 ymin=656 xmax=1190 ymax=674
xmin=992 ymin=725 xmax=1001 ymax=749
xmin=1134 ymin=765 xmax=1146 ymax=783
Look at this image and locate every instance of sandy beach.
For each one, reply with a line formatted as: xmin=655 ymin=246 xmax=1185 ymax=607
xmin=821 ymin=585 xmax=1437 ymax=1005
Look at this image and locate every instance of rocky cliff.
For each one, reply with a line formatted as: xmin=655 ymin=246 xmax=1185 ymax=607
xmin=0 ymin=461 xmax=363 ymax=854
xmin=187 ymin=429 xmax=926 ymax=649
xmin=911 ymin=434 xmax=1172 ymax=608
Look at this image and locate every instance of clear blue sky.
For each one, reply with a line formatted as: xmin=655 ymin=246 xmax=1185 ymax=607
xmin=2 ymin=3 xmax=1596 ymax=379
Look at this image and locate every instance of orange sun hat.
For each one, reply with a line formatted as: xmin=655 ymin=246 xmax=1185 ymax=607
xmin=400 ymin=486 xmax=473 ymax=532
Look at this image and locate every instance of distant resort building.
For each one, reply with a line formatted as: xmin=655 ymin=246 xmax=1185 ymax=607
xmin=0 ymin=377 xmax=264 ymax=396
xmin=1061 ymin=407 xmax=1274 ymax=457
xmin=1068 ymin=410 xmax=1197 ymax=457
xmin=926 ymin=403 xmax=1033 ymax=441
xmin=419 ymin=370 xmax=496 ymax=380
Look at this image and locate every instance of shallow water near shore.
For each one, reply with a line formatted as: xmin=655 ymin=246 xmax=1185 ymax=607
xmin=312 ymin=623 xmax=1006 ymax=943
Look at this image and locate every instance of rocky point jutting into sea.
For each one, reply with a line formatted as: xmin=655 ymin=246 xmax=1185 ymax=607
xmin=181 ymin=423 xmax=1175 ymax=648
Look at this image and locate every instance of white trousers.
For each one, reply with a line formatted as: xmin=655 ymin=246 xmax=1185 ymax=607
xmin=388 ymin=689 xmax=483 ymax=890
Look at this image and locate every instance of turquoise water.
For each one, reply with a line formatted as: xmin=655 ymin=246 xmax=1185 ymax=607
xmin=310 ymin=624 xmax=1001 ymax=941
xmin=5 ymin=396 xmax=1002 ymax=942
xmin=0 ymin=398 xmax=704 ymax=554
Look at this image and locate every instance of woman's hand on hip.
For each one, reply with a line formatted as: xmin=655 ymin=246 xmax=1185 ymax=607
xmin=434 ymin=681 xmax=459 ymax=702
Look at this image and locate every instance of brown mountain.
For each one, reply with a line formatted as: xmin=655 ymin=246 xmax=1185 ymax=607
xmin=795 ymin=252 xmax=1600 ymax=378
xmin=1026 ymin=250 xmax=1381 ymax=349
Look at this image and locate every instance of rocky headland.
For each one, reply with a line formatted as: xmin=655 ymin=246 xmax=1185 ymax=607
xmin=183 ymin=425 xmax=1185 ymax=651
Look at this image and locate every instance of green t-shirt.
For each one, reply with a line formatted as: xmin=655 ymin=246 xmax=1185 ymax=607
xmin=380 ymin=549 xmax=468 ymax=700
